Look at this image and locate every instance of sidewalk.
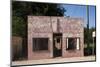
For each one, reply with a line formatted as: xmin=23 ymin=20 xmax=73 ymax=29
xmin=12 ymin=56 xmax=96 ymax=66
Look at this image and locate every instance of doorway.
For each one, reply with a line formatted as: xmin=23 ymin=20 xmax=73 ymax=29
xmin=53 ymin=33 xmax=62 ymax=57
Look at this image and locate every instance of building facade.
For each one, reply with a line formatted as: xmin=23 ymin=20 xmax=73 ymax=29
xmin=28 ymin=16 xmax=84 ymax=60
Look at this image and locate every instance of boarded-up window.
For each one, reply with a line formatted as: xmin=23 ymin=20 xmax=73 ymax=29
xmin=66 ymin=38 xmax=80 ymax=50
xmin=32 ymin=38 xmax=48 ymax=51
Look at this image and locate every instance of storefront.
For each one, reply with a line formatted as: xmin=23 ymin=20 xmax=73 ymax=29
xmin=28 ymin=16 xmax=84 ymax=60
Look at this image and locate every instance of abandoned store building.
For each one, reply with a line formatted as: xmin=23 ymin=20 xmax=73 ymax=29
xmin=28 ymin=16 xmax=84 ymax=60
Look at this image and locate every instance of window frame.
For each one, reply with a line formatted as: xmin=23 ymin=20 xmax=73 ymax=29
xmin=32 ymin=38 xmax=49 ymax=52
xmin=66 ymin=37 xmax=80 ymax=50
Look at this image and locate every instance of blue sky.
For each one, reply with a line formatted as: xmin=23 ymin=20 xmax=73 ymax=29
xmin=61 ymin=4 xmax=96 ymax=28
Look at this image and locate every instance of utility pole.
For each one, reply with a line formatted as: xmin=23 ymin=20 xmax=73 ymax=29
xmin=93 ymin=36 xmax=94 ymax=55
xmin=86 ymin=5 xmax=90 ymax=55
xmin=92 ymin=31 xmax=95 ymax=55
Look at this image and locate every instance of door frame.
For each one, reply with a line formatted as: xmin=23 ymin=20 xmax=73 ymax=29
xmin=53 ymin=33 xmax=62 ymax=57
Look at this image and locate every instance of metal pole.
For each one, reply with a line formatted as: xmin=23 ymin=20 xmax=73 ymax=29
xmin=87 ymin=5 xmax=89 ymax=48
xmin=86 ymin=5 xmax=90 ymax=55
xmin=93 ymin=37 xmax=94 ymax=55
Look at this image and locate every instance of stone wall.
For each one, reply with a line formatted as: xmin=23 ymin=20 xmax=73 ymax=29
xmin=28 ymin=16 xmax=84 ymax=60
